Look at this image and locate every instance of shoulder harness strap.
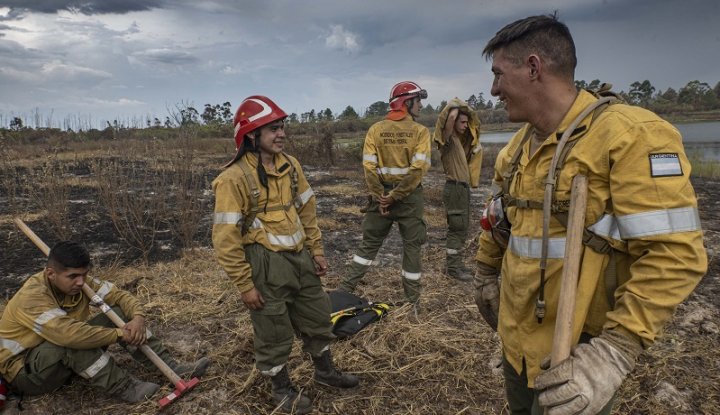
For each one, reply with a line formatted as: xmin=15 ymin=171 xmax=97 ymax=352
xmin=238 ymin=157 xmax=261 ymax=236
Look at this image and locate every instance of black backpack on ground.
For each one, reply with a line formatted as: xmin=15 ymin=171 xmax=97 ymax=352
xmin=328 ymin=290 xmax=389 ymax=338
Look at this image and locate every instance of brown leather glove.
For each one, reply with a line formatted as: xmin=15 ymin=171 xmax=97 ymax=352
xmin=473 ymin=262 xmax=500 ymax=331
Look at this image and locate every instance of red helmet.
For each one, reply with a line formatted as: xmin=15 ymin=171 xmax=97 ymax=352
xmin=389 ymin=81 xmax=428 ymax=111
xmin=233 ymin=95 xmax=287 ymax=150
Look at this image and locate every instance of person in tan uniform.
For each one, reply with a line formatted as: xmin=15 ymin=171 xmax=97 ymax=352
xmin=339 ymin=81 xmax=431 ymax=312
xmin=0 ymin=241 xmax=209 ymax=403
xmin=433 ymin=98 xmax=483 ymax=281
xmin=212 ymin=95 xmax=358 ymax=415
xmin=474 ymin=14 xmax=707 ymax=415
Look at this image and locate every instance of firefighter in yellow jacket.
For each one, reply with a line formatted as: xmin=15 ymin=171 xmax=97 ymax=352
xmin=212 ymin=95 xmax=358 ymax=414
xmin=0 ymin=241 xmax=209 ymax=403
xmin=434 ymin=98 xmax=483 ymax=282
xmin=474 ymin=14 xmax=707 ymax=415
xmin=339 ymin=81 xmax=431 ymax=311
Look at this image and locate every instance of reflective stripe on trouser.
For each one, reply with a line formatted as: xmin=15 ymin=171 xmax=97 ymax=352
xmin=340 ymin=186 xmax=426 ymax=303
xmin=502 ymin=355 xmax=615 ymax=415
xmin=245 ymin=243 xmax=335 ymax=373
xmin=10 ymin=306 xmax=172 ymax=396
xmin=10 ymin=308 xmax=137 ymax=396
xmin=443 ymin=181 xmax=470 ymax=270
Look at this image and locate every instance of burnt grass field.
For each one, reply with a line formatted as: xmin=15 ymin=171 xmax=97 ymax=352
xmin=0 ymin=136 xmax=718 ymax=415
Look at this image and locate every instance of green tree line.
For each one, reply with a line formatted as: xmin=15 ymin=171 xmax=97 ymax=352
xmin=2 ymin=79 xmax=718 ymax=141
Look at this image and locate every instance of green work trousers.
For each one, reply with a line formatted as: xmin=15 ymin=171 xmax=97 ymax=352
xmin=245 ymin=244 xmax=335 ymax=375
xmin=443 ymin=181 xmax=470 ymax=270
xmin=340 ymin=186 xmax=426 ymax=303
xmin=11 ymin=307 xmax=171 ymax=396
xmin=503 ymin=356 xmax=615 ymax=415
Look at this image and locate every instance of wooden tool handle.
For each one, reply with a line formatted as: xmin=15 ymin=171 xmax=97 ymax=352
xmin=14 ymin=218 xmax=182 ymax=384
xmin=550 ymin=174 xmax=589 ymax=366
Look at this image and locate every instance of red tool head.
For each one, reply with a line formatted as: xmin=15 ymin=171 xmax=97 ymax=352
xmin=158 ymin=377 xmax=200 ymax=408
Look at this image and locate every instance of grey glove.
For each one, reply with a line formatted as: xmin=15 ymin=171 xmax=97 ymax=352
xmin=473 ymin=262 xmax=500 ymax=331
xmin=535 ymin=330 xmax=642 ymax=415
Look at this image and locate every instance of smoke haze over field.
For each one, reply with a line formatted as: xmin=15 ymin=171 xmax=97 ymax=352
xmin=0 ymin=0 xmax=718 ymax=128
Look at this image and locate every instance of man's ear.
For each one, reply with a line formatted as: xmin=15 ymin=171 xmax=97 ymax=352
xmin=45 ymin=266 xmax=56 ymax=282
xmin=528 ymin=54 xmax=541 ymax=79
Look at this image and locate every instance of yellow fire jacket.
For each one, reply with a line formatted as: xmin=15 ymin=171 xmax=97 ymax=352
xmin=475 ymin=90 xmax=707 ymax=386
xmin=433 ymin=98 xmax=483 ymax=187
xmin=0 ymin=272 xmax=143 ymax=382
xmin=362 ymin=115 xmax=431 ymax=200
xmin=212 ymin=152 xmax=324 ymax=294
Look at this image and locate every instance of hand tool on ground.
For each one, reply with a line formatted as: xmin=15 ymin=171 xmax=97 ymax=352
xmin=13 ymin=218 xmax=200 ymax=409
xmin=544 ymin=175 xmax=588 ymax=414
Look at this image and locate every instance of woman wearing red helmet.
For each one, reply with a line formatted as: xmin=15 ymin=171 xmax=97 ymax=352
xmin=212 ymin=96 xmax=358 ymax=414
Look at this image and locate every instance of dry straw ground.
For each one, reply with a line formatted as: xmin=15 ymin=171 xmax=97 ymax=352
xmin=0 ymin=138 xmax=718 ymax=414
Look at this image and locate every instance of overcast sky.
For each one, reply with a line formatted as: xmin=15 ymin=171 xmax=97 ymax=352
xmin=0 ymin=0 xmax=718 ymax=129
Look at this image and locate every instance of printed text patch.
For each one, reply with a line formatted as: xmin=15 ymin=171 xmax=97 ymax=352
xmin=649 ymin=153 xmax=683 ymax=177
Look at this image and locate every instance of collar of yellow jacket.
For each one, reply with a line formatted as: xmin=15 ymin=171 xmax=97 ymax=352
xmin=241 ymin=151 xmax=293 ymax=177
xmin=41 ymin=271 xmax=83 ymax=309
xmin=549 ymin=89 xmax=599 ymax=142
xmin=385 ymin=107 xmax=409 ymax=121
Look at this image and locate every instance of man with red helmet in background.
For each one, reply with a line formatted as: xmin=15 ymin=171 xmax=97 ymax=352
xmin=339 ymin=82 xmax=431 ymax=316
xmin=212 ymin=96 xmax=358 ymax=414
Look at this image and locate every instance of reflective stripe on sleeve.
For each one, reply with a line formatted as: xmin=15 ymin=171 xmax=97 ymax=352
xmin=587 ymin=214 xmax=622 ymax=242
xmin=509 ymin=235 xmax=566 ymax=259
xmin=0 ymin=338 xmax=25 ymax=356
xmin=96 ymin=280 xmax=115 ymax=300
xmin=79 ymin=352 xmax=111 ymax=379
xmin=412 ymin=153 xmax=427 ymax=163
xmin=33 ymin=308 xmax=68 ymax=334
xmin=401 ymin=269 xmax=421 ymax=281
xmin=353 ymin=255 xmax=374 ymax=266
xmin=378 ymin=167 xmax=410 ymax=175
xmin=297 ymin=188 xmax=314 ymax=206
xmin=214 ymin=212 xmax=243 ymax=225
xmin=446 ymin=248 xmax=460 ymax=255
xmin=363 ymin=154 xmax=378 ymax=164
xmin=617 ymin=207 xmax=701 ymax=238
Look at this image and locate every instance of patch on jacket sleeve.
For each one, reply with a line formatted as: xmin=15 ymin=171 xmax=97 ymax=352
xmin=649 ymin=153 xmax=683 ymax=177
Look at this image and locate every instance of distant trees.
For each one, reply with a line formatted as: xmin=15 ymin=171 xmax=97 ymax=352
xmin=9 ymin=117 xmax=23 ymax=131
xmin=340 ymin=105 xmax=359 ymax=119
xmin=628 ymin=80 xmax=656 ymax=105
xmin=575 ymin=79 xmax=602 ymax=91
xmin=365 ymin=101 xmax=389 ymax=117
xmin=4 ymin=78 xmax=720 ymax=136
xmin=201 ymin=102 xmax=233 ymax=125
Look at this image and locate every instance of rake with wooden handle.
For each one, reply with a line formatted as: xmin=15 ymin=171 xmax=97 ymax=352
xmin=13 ymin=218 xmax=200 ymax=409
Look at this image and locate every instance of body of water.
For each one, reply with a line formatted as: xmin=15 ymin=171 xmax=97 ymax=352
xmin=482 ymin=120 xmax=720 ymax=160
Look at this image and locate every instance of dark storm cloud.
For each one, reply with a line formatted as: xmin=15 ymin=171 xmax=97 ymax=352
xmin=0 ymin=0 xmax=164 ymax=15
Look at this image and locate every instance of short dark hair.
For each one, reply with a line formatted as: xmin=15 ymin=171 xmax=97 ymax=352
xmin=47 ymin=241 xmax=91 ymax=270
xmin=483 ymin=13 xmax=576 ymax=79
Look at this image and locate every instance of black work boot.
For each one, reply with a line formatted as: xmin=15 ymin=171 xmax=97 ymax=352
xmin=116 ymin=376 xmax=160 ymax=403
xmin=312 ymin=350 xmax=360 ymax=388
xmin=447 ymin=266 xmax=473 ymax=282
xmin=169 ymin=356 xmax=211 ymax=378
xmin=270 ymin=366 xmax=312 ymax=414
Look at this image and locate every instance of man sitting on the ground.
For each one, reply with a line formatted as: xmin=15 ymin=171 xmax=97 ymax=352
xmin=0 ymin=241 xmax=210 ymax=403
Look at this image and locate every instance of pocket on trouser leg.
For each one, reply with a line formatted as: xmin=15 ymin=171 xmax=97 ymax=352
xmin=250 ymin=302 xmax=294 ymax=370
